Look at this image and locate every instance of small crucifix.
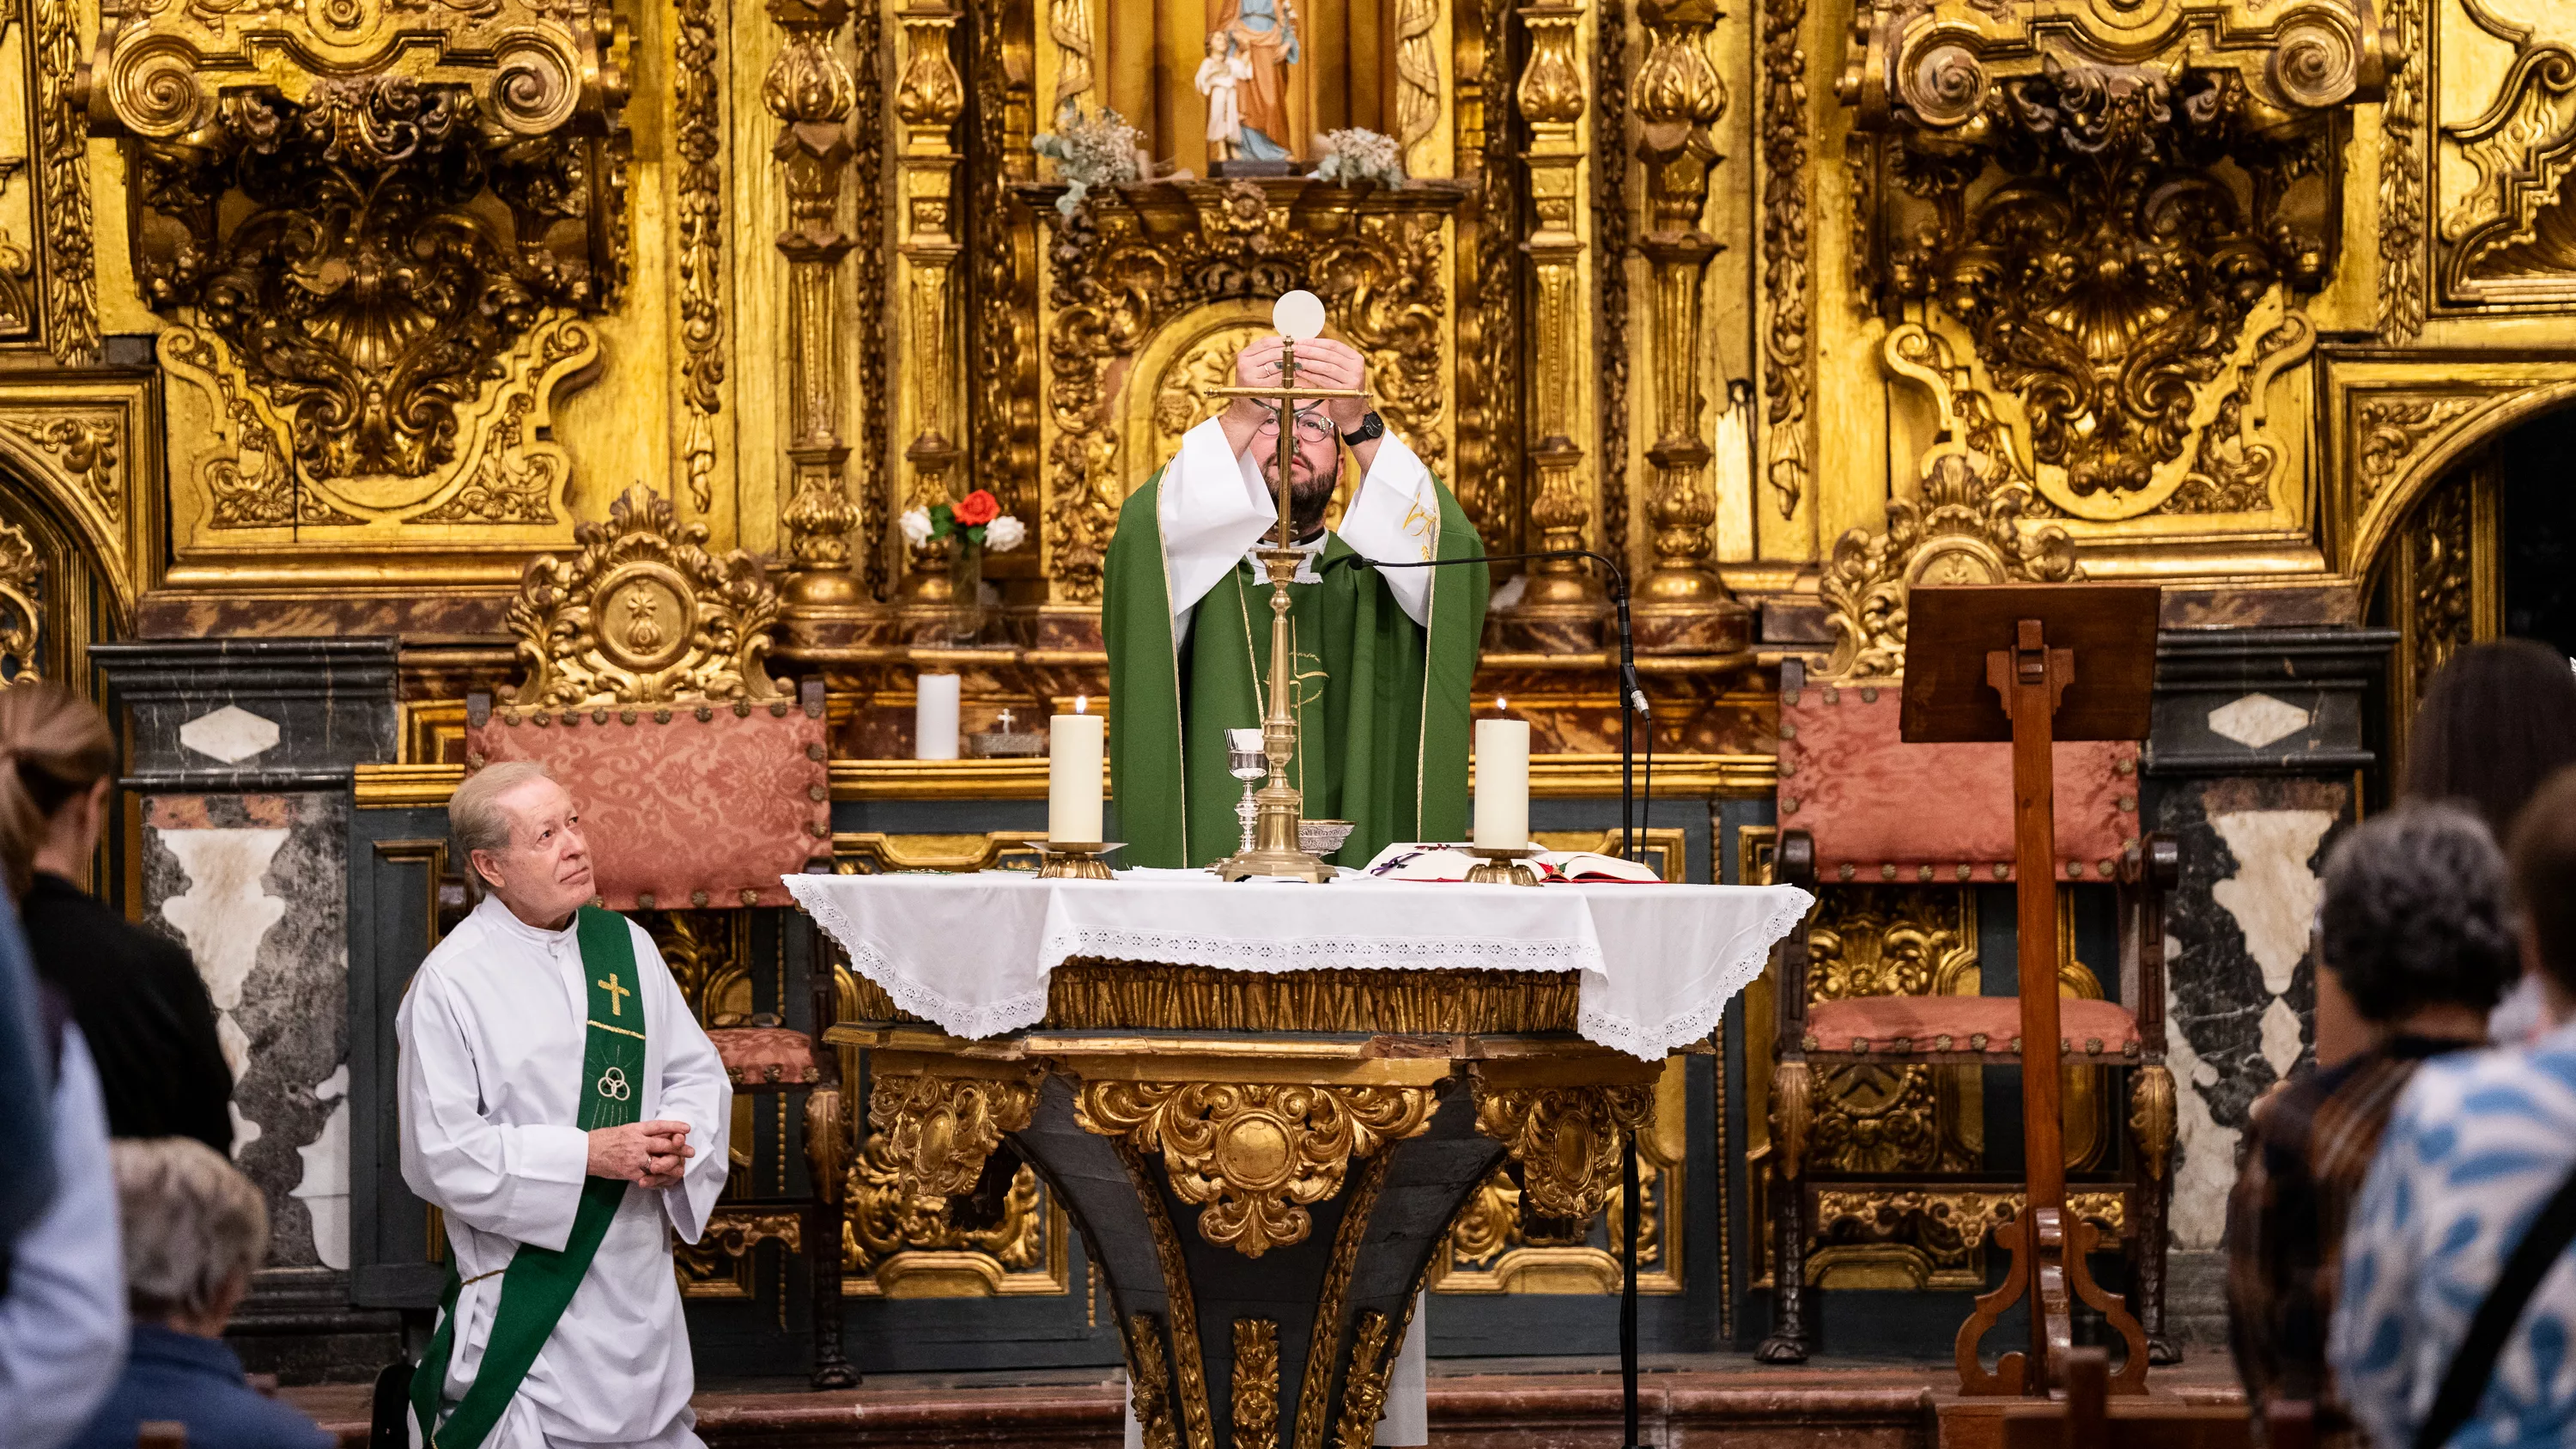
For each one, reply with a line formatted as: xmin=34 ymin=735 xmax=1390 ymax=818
xmin=997 ymin=709 xmax=1017 ymax=732
xmin=598 ymin=973 xmax=634 ymax=1017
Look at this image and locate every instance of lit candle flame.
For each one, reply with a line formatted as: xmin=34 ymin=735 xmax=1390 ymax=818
xmin=1074 ymin=695 xmax=1090 ymax=715
xmin=1495 ymin=696 xmax=1508 ymax=715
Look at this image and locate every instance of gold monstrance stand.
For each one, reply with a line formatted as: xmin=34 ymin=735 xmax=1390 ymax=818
xmin=1211 ymin=292 xmax=1358 ymax=883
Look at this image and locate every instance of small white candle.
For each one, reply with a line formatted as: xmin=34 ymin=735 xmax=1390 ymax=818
xmin=1473 ymin=717 xmax=1530 ymax=849
xmin=914 ymin=673 xmax=961 ymax=760
xmin=1050 ymin=700 xmax=1105 ymax=843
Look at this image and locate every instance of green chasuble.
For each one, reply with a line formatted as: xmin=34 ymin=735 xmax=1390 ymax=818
xmin=1103 ymin=468 xmax=1486 ymax=869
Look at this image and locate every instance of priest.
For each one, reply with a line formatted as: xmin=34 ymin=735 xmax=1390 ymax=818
xmin=1103 ymin=333 xmax=1486 ymax=868
xmin=398 ymin=760 xmax=731 ymax=1449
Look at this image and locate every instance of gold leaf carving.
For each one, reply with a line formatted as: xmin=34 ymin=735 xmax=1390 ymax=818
xmin=1121 ymin=1142 xmax=1216 ymax=1449
xmin=1771 ymin=1058 xmax=1811 ymax=1180
xmin=0 ymin=415 xmax=116 ymax=525
xmin=1811 ymin=1189 xmax=2126 ymax=1283
xmin=868 ymin=1069 xmax=1042 ymax=1205
xmin=1124 ymin=1313 xmax=1182 ymax=1449
xmin=1048 ymin=0 xmax=1095 ymax=107
xmin=500 ymin=485 xmax=787 ymax=709
xmin=2130 ymin=1064 xmax=2175 ymax=1181
xmin=1803 ymin=887 xmax=1978 ymax=1176
xmin=1291 ymin=1154 xmax=1388 ymax=1449
xmin=1818 ymin=453 xmax=2079 ymax=680
xmin=33 ymin=0 xmax=95 ymax=363
xmin=1473 ymin=1082 xmax=1656 ymax=1221
xmin=107 ymin=75 xmax=624 ymax=485
xmin=846 ymin=1132 xmax=1048 ymax=1270
xmin=672 ymin=0 xmax=726 ymax=513
xmin=1230 ymin=1319 xmax=1280 ymax=1449
xmin=2354 ymin=394 xmax=2484 ymax=507
xmin=0 ymin=521 xmax=42 ymax=688
xmin=2379 ymin=0 xmax=2427 ymax=338
xmin=1077 ymin=1080 xmax=1435 ymax=1257
xmin=1759 ymin=0 xmax=1810 ymax=520
xmin=1334 ymin=1311 xmax=1396 ymax=1449
xmin=1393 ymin=0 xmax=1441 ymax=167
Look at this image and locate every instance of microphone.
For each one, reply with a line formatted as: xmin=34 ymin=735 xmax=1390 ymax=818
xmin=1322 ymin=547 xmax=1654 ymax=865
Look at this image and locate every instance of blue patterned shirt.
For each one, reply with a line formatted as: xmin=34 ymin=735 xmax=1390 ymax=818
xmin=2332 ymin=1020 xmax=2576 ymax=1449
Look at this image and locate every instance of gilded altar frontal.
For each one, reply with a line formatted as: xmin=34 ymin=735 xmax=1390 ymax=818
xmin=15 ymin=0 xmax=2576 ymax=1403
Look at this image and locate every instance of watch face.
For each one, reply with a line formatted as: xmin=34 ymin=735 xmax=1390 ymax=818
xmin=1346 ymin=411 xmax=1384 ymax=443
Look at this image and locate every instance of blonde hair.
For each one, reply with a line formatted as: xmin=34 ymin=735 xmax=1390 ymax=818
xmin=451 ymin=759 xmax=556 ymax=884
xmin=112 ymin=1137 xmax=268 ymax=1323
xmin=0 ymin=682 xmax=114 ymax=898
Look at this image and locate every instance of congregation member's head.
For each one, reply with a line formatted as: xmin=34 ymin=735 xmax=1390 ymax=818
xmin=115 ymin=1137 xmax=264 ymax=1336
xmin=0 ymin=682 xmax=116 ymax=898
xmin=450 ymin=760 xmax=593 ymax=928
xmin=2319 ymin=802 xmax=2518 ymax=1036
xmin=2510 ymin=764 xmax=2576 ymax=1019
xmin=2403 ymin=638 xmax=2576 ymax=837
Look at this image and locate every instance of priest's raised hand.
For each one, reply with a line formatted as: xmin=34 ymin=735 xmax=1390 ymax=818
xmin=398 ymin=760 xmax=733 ymax=1449
xmin=1102 ymin=326 xmax=1488 ymax=872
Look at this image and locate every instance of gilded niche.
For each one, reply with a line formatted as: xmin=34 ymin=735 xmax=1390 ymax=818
xmin=1036 ymin=179 xmax=1464 ymax=602
xmin=80 ymin=0 xmax=628 ymax=541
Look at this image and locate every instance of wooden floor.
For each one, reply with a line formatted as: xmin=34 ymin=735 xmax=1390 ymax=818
xmin=285 ymin=1354 xmax=2246 ymax=1447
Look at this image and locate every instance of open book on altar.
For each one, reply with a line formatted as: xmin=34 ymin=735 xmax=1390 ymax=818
xmin=1358 ymin=842 xmax=1667 ymax=884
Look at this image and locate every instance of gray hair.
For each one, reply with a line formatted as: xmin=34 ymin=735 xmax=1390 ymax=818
xmin=451 ymin=759 xmax=556 ymax=870
xmin=2320 ymin=801 xmax=2518 ymax=1024
xmin=112 ymin=1137 xmax=267 ymax=1322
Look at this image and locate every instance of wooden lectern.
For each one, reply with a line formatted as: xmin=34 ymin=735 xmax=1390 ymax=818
xmin=1902 ymin=581 xmax=2162 ymax=1398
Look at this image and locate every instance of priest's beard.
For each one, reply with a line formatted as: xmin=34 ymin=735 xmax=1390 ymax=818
xmin=1262 ymin=466 xmax=1337 ymax=544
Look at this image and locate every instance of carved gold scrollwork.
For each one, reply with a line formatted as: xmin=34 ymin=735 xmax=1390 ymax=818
xmin=1334 ymin=1311 xmax=1396 ymax=1449
xmin=32 ymin=0 xmax=95 ymax=363
xmin=1819 ymin=452 xmax=2080 ymax=680
xmin=870 ymin=1069 xmax=1042 ymax=1206
xmin=0 ymin=521 xmax=41 ymax=687
xmin=0 ymin=416 xmax=116 ymax=525
xmin=2379 ymin=0 xmax=2427 ymax=338
xmin=845 ymin=1124 xmax=1048 ymax=1274
xmin=1232 ymin=1319 xmax=1281 ymax=1449
xmin=1812 ymin=1189 xmax=2127 ymax=1285
xmin=2437 ymin=0 xmax=2576 ymax=301
xmin=1124 ymin=1313 xmax=1182 ymax=1449
xmin=2130 ymin=1064 xmax=2175 ymax=1181
xmin=94 ymin=63 xmax=626 ymax=490
xmin=1393 ymin=0 xmax=1442 ymax=168
xmin=1077 ymin=1081 xmax=1436 ymax=1257
xmin=500 ymin=485 xmax=786 ymax=710
xmin=2355 ymin=394 xmax=2486 ymax=508
xmin=1758 ymin=0 xmax=1811 ymax=521
xmin=672 ymin=0 xmax=725 ymax=514
xmin=765 ymin=0 xmax=862 ymax=606
xmin=1473 ymin=1081 xmax=1656 ymax=1221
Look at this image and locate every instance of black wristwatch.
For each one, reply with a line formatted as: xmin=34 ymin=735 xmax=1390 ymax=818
xmin=1341 ymin=410 xmax=1385 ymax=447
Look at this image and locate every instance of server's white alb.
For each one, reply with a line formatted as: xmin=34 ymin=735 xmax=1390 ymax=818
xmin=398 ymin=896 xmax=733 ymax=1449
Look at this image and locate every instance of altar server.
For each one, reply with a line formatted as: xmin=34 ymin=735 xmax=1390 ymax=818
xmin=1102 ymin=333 xmax=1487 ymax=868
xmin=399 ymin=761 xmax=730 ymax=1449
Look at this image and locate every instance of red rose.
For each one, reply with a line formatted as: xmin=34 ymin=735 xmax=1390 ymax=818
xmin=952 ymin=490 xmax=1000 ymax=527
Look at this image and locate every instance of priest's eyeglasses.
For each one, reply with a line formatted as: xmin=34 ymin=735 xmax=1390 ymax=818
xmin=1252 ymin=404 xmax=1338 ymax=441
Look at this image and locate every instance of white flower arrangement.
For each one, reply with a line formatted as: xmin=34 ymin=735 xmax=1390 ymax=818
xmin=982 ymin=514 xmax=1028 ymax=552
xmin=899 ymin=507 xmax=934 ymax=545
xmin=1032 ymin=105 xmax=1146 ymax=217
xmin=1313 ymin=128 xmax=1405 ymax=188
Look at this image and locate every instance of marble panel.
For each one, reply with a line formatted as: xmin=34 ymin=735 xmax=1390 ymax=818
xmin=143 ymin=792 xmax=352 ymax=1269
xmin=2155 ymin=776 xmax=2349 ymax=1249
xmin=94 ymin=638 xmax=399 ymax=789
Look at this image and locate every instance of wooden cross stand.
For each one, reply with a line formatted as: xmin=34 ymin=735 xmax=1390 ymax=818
xmin=1901 ymin=581 xmax=2162 ymax=1398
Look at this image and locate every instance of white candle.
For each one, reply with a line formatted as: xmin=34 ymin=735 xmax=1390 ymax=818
xmin=1049 ymin=703 xmax=1105 ymax=843
xmin=914 ymin=673 xmax=961 ymax=760
xmin=1473 ymin=718 xmax=1530 ymax=849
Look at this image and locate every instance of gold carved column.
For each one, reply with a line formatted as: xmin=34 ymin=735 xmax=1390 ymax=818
xmin=892 ymin=0 xmax=969 ymax=622
xmin=1504 ymin=0 xmax=1609 ymax=648
xmin=1629 ymin=0 xmax=1749 ymax=654
xmin=769 ymin=0 xmax=863 ymax=607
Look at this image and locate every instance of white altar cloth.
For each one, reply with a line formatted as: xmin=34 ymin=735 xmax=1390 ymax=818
xmin=783 ymin=868 xmax=1814 ymax=1059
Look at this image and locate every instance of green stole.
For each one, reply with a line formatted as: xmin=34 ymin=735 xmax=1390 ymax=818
xmin=411 ymin=907 xmax=647 ymax=1449
xmin=1103 ymin=467 xmax=1486 ymax=869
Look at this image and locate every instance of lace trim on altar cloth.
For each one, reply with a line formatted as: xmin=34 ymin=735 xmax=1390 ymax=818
xmin=783 ymin=874 xmax=1048 ymax=1039
xmin=1036 ymin=927 xmax=1608 ymax=977
xmin=1577 ymin=884 xmax=1817 ymax=1058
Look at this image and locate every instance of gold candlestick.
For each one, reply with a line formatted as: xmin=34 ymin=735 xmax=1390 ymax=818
xmin=1210 ymin=313 xmax=1364 ymax=884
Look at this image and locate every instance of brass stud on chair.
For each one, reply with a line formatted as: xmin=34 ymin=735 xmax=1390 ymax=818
xmin=739 ymin=888 xmax=761 ymax=907
xmin=1880 ymin=863 xmax=1897 ymax=880
xmin=696 ymin=704 xmax=715 ymax=722
xmin=807 ymin=743 xmax=827 ymax=761
xmin=622 ymin=709 xmax=638 ymax=725
xmin=656 ymin=708 xmax=674 ymax=724
xmin=638 ymin=892 xmax=657 ymax=910
xmin=691 ymin=891 xmax=710 ymax=908
xmin=735 ymin=699 xmax=753 ymax=717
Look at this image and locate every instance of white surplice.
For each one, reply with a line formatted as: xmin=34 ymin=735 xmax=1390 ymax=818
xmin=1157 ymin=415 xmax=1445 ymax=647
xmin=398 ymin=895 xmax=732 ymax=1449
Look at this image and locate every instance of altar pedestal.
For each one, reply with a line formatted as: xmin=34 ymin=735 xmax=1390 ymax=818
xmin=794 ymin=872 xmax=1809 ymax=1446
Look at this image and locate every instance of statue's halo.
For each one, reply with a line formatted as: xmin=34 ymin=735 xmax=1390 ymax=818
xmin=1272 ymin=289 xmax=1326 ymax=342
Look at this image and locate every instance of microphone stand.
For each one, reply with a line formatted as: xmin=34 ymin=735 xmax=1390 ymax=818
xmin=1327 ymin=544 xmax=1655 ymax=1446
xmin=1326 ymin=546 xmax=1652 ymax=860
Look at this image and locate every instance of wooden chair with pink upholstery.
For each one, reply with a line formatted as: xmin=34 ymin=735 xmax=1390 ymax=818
xmin=460 ymin=485 xmax=857 ymax=1389
xmin=1756 ymin=459 xmax=2179 ymax=1372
